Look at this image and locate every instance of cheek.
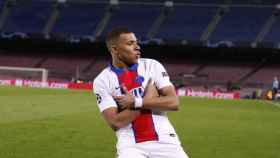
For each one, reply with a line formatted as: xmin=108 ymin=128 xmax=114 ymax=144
xmin=123 ymin=54 xmax=135 ymax=62
xmin=120 ymin=48 xmax=135 ymax=58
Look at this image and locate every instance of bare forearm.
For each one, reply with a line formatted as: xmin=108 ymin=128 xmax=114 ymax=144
xmin=142 ymin=95 xmax=179 ymax=111
xmin=112 ymin=109 xmax=140 ymax=130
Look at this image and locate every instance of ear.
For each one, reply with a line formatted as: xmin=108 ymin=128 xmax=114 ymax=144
xmin=110 ymin=44 xmax=118 ymax=54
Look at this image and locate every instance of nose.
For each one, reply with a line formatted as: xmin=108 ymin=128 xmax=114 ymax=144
xmin=135 ymin=44 xmax=140 ymax=51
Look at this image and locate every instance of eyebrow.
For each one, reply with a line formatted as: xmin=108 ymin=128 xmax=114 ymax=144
xmin=127 ymin=40 xmax=138 ymax=43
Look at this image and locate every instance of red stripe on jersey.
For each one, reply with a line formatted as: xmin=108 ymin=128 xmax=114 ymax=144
xmin=117 ymin=69 xmax=158 ymax=143
xmin=132 ymin=110 xmax=158 ymax=143
xmin=118 ymin=70 xmax=140 ymax=91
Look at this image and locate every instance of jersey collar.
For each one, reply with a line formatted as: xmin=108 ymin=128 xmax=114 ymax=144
xmin=109 ymin=62 xmax=138 ymax=75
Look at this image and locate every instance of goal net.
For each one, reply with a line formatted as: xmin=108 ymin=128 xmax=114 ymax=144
xmin=0 ymin=66 xmax=48 ymax=83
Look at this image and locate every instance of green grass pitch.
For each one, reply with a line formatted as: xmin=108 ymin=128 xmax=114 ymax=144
xmin=0 ymin=86 xmax=280 ymax=158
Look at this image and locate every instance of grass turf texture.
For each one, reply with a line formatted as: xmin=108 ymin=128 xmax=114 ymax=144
xmin=0 ymin=86 xmax=280 ymax=158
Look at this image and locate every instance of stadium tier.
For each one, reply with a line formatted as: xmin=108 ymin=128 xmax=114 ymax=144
xmin=0 ymin=54 xmax=42 ymax=67
xmin=264 ymin=16 xmax=280 ymax=43
xmin=4 ymin=0 xmax=53 ymax=34
xmin=0 ymin=0 xmax=280 ymax=89
xmin=101 ymin=3 xmax=161 ymax=39
xmin=229 ymin=0 xmax=280 ymax=5
xmin=0 ymin=52 xmax=279 ymax=89
xmin=40 ymin=56 xmax=91 ymax=73
xmin=197 ymin=63 xmax=253 ymax=82
xmin=83 ymin=57 xmax=109 ymax=79
xmin=0 ymin=0 xmax=279 ymax=45
xmin=38 ymin=56 xmax=96 ymax=81
xmin=52 ymin=2 xmax=107 ymax=36
xmin=156 ymin=6 xmax=218 ymax=40
xmin=114 ymin=0 xmax=280 ymax=4
xmin=243 ymin=64 xmax=280 ymax=85
xmin=209 ymin=7 xmax=273 ymax=42
xmin=0 ymin=0 xmax=4 ymax=8
xmin=0 ymin=54 xmax=90 ymax=82
xmin=161 ymin=59 xmax=200 ymax=78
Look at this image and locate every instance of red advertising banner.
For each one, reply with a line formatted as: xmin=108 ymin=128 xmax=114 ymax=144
xmin=1 ymin=79 xmax=239 ymax=99
xmin=0 ymin=79 xmax=92 ymax=91
xmin=68 ymin=82 xmax=93 ymax=90
xmin=177 ymin=88 xmax=240 ymax=99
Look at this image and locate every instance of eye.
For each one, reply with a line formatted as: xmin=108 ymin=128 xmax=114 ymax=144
xmin=127 ymin=41 xmax=136 ymax=45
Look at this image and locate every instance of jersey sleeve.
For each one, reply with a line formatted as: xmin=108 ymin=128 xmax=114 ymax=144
xmin=152 ymin=60 xmax=173 ymax=89
xmin=93 ymin=78 xmax=117 ymax=112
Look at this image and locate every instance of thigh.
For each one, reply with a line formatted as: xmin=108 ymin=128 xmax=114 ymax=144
xmin=150 ymin=144 xmax=189 ymax=158
xmin=117 ymin=147 xmax=148 ymax=158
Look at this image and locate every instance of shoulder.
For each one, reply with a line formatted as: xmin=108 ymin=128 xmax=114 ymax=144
xmin=139 ymin=58 xmax=163 ymax=67
xmin=139 ymin=58 xmax=158 ymax=64
xmin=93 ymin=67 xmax=113 ymax=89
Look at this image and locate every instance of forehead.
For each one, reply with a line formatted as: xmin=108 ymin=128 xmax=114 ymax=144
xmin=118 ymin=33 xmax=137 ymax=42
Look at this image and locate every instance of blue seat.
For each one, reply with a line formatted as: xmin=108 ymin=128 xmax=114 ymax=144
xmin=102 ymin=4 xmax=161 ymax=39
xmin=209 ymin=7 xmax=272 ymax=42
xmin=0 ymin=0 xmax=4 ymax=9
xmin=264 ymin=18 xmax=280 ymax=43
xmin=229 ymin=0 xmax=279 ymax=4
xmin=52 ymin=3 xmax=107 ymax=36
xmin=174 ymin=0 xmax=224 ymax=4
xmin=156 ymin=6 xmax=218 ymax=40
xmin=4 ymin=1 xmax=53 ymax=33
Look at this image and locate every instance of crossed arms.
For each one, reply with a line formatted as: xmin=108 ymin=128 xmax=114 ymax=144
xmin=101 ymin=82 xmax=179 ymax=131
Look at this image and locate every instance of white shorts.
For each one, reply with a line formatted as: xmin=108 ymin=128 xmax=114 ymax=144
xmin=117 ymin=141 xmax=189 ymax=158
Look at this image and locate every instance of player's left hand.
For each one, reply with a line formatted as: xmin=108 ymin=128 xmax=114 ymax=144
xmin=113 ymin=86 xmax=135 ymax=110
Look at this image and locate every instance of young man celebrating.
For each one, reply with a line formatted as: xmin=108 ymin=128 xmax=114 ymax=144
xmin=93 ymin=27 xmax=189 ymax=158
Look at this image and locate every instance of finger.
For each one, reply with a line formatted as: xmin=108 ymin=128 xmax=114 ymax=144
xmin=122 ymin=85 xmax=129 ymax=94
xmin=113 ymin=95 xmax=124 ymax=99
xmin=120 ymin=104 xmax=126 ymax=109
xmin=118 ymin=101 xmax=127 ymax=109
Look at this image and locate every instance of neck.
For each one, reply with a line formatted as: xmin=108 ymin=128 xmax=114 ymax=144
xmin=112 ymin=58 xmax=129 ymax=70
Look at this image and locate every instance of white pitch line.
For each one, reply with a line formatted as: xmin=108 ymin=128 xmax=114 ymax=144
xmin=264 ymin=100 xmax=280 ymax=108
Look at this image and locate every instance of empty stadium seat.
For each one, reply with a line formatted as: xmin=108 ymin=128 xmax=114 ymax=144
xmin=101 ymin=4 xmax=162 ymax=39
xmin=0 ymin=0 xmax=4 ymax=9
xmin=209 ymin=7 xmax=273 ymax=42
xmin=156 ymin=6 xmax=218 ymax=40
xmin=0 ymin=1 xmax=279 ymax=45
xmin=52 ymin=2 xmax=107 ymax=36
xmin=4 ymin=1 xmax=53 ymax=34
xmin=264 ymin=16 xmax=280 ymax=42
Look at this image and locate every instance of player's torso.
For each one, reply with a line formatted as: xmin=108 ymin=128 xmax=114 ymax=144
xmin=108 ymin=59 xmax=152 ymax=97
xmin=102 ymin=58 xmax=180 ymax=149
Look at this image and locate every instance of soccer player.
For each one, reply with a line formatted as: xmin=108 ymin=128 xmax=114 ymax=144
xmin=93 ymin=27 xmax=189 ymax=158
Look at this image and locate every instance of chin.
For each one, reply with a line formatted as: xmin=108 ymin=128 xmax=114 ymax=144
xmin=134 ymin=59 xmax=139 ymax=64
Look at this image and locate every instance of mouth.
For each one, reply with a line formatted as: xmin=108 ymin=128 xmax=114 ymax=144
xmin=135 ymin=55 xmax=140 ymax=60
xmin=135 ymin=50 xmax=141 ymax=57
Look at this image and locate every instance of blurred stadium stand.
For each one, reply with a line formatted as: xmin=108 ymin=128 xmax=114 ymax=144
xmin=1 ymin=0 xmax=280 ymax=93
xmin=0 ymin=54 xmax=42 ymax=67
xmin=52 ymin=2 xmax=107 ymax=37
xmin=0 ymin=0 xmax=4 ymax=8
xmin=0 ymin=0 xmax=279 ymax=46
xmin=156 ymin=5 xmax=218 ymax=41
xmin=264 ymin=12 xmax=280 ymax=43
xmin=3 ymin=0 xmax=52 ymax=34
xmin=209 ymin=7 xmax=273 ymax=42
xmin=101 ymin=3 xmax=162 ymax=40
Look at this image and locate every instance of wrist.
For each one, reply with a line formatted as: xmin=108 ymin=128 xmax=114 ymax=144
xmin=134 ymin=97 xmax=143 ymax=109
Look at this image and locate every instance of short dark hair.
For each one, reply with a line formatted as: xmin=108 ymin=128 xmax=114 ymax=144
xmin=105 ymin=27 xmax=132 ymax=51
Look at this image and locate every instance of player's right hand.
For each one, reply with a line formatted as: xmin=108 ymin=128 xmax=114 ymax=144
xmin=114 ymin=86 xmax=135 ymax=110
xmin=143 ymin=79 xmax=159 ymax=99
